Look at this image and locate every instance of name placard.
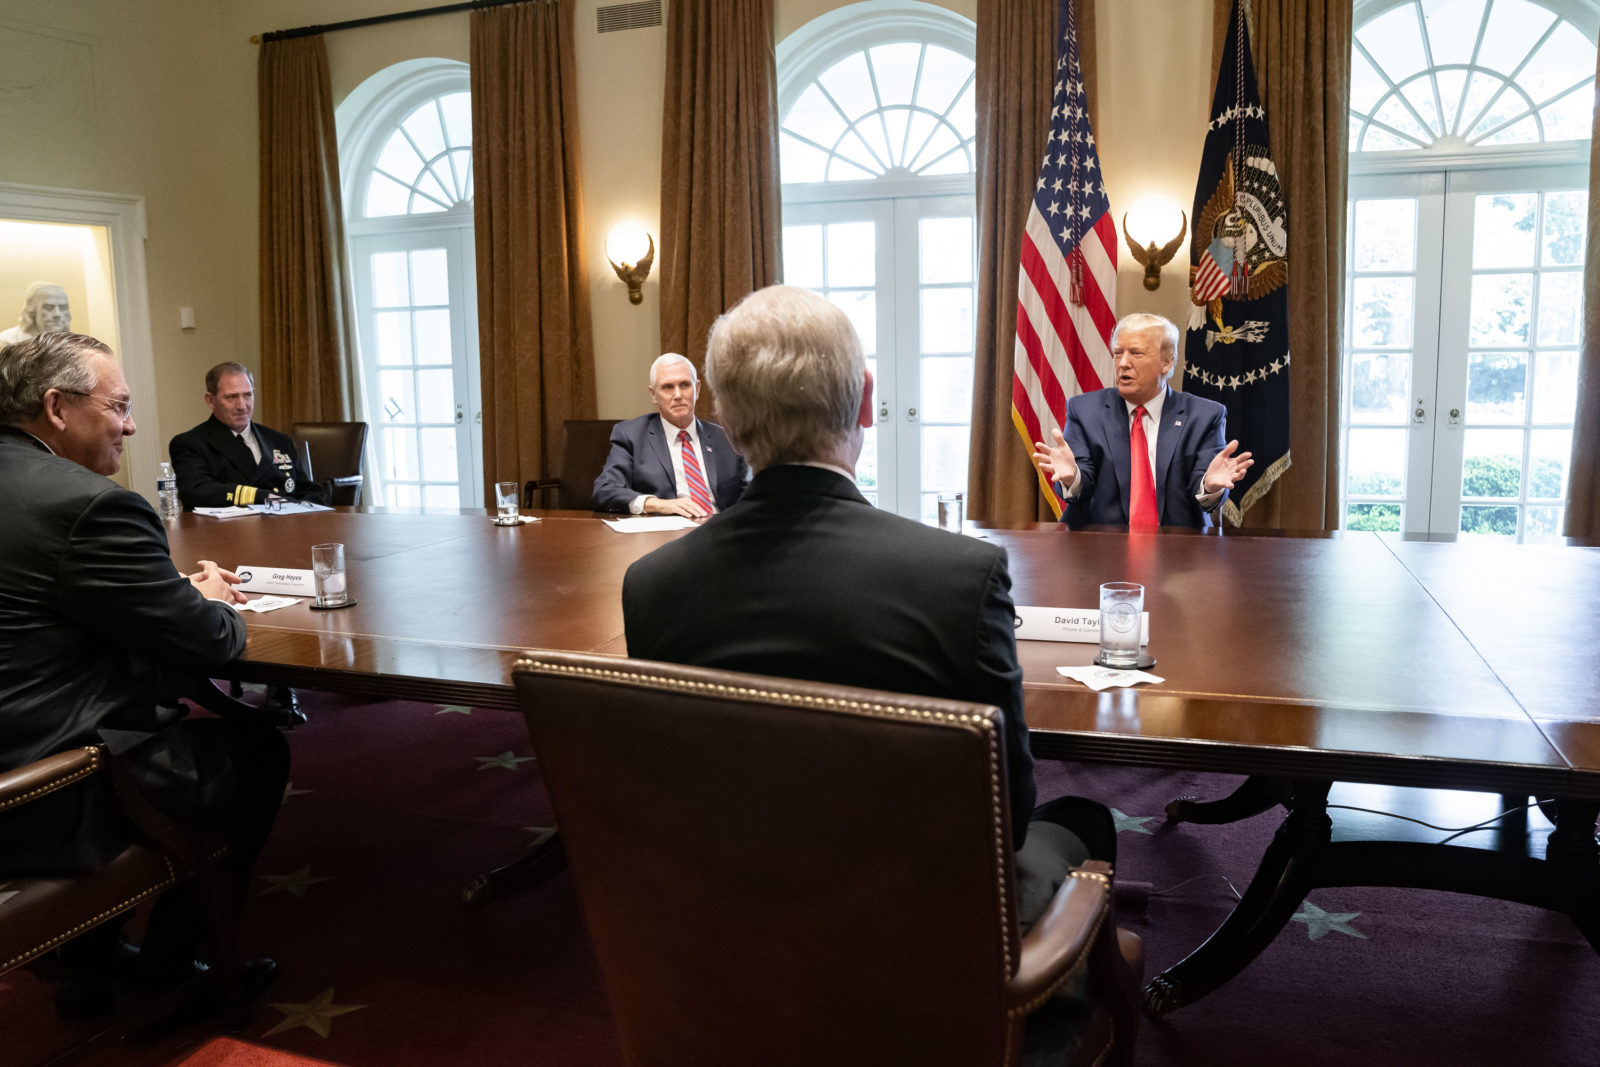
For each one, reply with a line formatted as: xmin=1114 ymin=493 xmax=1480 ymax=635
xmin=234 ymin=564 xmax=316 ymax=598
xmin=1013 ymin=605 xmax=1149 ymax=645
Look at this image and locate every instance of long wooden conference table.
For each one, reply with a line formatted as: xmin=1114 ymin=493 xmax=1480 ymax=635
xmin=164 ymin=509 xmax=1600 ymax=1013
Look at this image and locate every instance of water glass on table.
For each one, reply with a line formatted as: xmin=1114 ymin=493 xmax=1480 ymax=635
xmin=311 ymin=542 xmax=349 ymax=608
xmin=937 ymin=492 xmax=965 ymax=533
xmin=495 ymin=481 xmax=521 ymax=524
xmin=1097 ymin=582 xmax=1143 ymax=667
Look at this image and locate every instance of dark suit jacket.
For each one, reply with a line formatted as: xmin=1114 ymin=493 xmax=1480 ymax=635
xmin=623 ymin=465 xmax=1034 ymax=847
xmin=0 ymin=427 xmax=247 ymax=872
xmin=592 ymin=414 xmax=749 ymax=513
xmin=169 ymin=416 xmax=329 ymax=508
xmin=1062 ymin=386 xmax=1228 ymax=529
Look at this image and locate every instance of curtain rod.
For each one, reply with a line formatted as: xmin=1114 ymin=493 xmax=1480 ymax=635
xmin=250 ymin=0 xmax=533 ymax=44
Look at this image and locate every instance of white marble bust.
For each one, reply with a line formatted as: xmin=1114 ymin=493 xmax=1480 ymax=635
xmin=0 ymin=282 xmax=71 ymax=346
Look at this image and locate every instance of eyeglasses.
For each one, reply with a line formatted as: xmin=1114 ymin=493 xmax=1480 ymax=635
xmin=60 ymin=389 xmax=133 ymax=421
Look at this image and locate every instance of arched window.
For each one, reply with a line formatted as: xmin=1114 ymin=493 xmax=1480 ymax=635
xmin=1342 ymin=0 xmax=1596 ymax=542
xmin=779 ymin=3 xmax=977 ymax=523
xmin=339 ymin=60 xmax=484 ymax=510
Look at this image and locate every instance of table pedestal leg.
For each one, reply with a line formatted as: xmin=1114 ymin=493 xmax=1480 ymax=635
xmin=1165 ymin=774 xmax=1292 ymax=825
xmin=1548 ymin=799 xmax=1600 ymax=953
xmin=1145 ymin=780 xmax=1331 ymax=1016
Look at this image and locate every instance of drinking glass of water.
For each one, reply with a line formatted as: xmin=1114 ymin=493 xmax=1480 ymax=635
xmin=495 ymin=481 xmax=520 ymax=524
xmin=311 ymin=543 xmax=349 ymax=608
xmin=1097 ymin=582 xmax=1144 ymax=667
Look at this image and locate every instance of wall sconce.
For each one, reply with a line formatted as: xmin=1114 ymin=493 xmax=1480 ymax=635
xmin=605 ymin=223 xmax=655 ymax=305
xmin=1121 ymin=205 xmax=1187 ymax=291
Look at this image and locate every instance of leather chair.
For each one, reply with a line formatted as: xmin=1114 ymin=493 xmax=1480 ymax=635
xmin=291 ymin=421 xmax=368 ymax=506
xmin=0 ymin=746 xmax=242 ymax=1026
xmin=523 ymin=419 xmax=618 ymax=510
xmin=512 ymin=651 xmax=1141 ymax=1067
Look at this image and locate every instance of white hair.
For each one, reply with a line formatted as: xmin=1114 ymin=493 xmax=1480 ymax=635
xmin=648 ymin=353 xmax=696 ymax=387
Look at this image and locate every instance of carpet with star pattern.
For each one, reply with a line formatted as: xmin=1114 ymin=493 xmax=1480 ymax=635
xmin=4 ymin=690 xmax=1597 ymax=1066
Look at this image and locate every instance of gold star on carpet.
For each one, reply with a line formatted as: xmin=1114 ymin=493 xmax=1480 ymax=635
xmin=475 ymin=750 xmax=534 ymax=771
xmin=283 ymin=782 xmax=313 ymax=801
xmin=261 ymin=987 xmax=367 ymax=1038
xmin=1111 ymin=808 xmax=1156 ymax=834
xmin=436 ymin=705 xmax=472 ymax=715
xmin=1292 ymin=900 xmax=1367 ymax=940
xmin=256 ymin=865 xmax=333 ymax=899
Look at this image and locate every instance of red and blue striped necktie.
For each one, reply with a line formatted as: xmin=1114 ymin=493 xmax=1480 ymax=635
xmin=678 ymin=430 xmax=715 ymax=513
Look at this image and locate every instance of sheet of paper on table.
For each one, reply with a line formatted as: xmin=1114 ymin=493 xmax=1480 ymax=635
xmin=236 ymin=594 xmax=301 ymax=613
xmin=1056 ymin=665 xmax=1164 ymax=691
xmin=193 ymin=506 xmax=258 ymax=520
xmin=603 ymin=516 xmax=699 ymax=532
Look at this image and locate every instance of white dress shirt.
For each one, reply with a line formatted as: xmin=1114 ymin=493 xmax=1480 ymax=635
xmin=629 ymin=415 xmax=713 ymax=514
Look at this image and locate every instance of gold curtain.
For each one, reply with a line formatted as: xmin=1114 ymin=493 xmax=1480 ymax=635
xmin=1565 ymin=45 xmax=1600 ymax=538
xmin=1218 ymin=0 xmax=1351 ymax=531
xmin=257 ymin=35 xmax=362 ymax=428
xmin=471 ymin=0 xmax=596 ymax=495
xmin=970 ymin=0 xmax=1098 ymax=524
xmin=659 ymin=0 xmax=781 ymax=402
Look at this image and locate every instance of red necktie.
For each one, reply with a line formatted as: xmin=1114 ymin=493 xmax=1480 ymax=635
xmin=678 ymin=430 xmax=715 ymax=513
xmin=1129 ymin=405 xmax=1158 ymax=530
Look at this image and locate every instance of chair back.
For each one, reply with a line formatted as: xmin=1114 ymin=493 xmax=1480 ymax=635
xmin=291 ymin=422 xmax=368 ymax=505
xmin=540 ymin=419 xmax=618 ymax=510
xmin=513 ymin=651 xmax=1024 ymax=1067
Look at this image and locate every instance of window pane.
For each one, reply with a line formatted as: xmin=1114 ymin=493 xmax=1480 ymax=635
xmin=1353 ymin=199 xmax=1416 ymax=270
xmin=783 ymin=225 xmax=824 ymax=288
xmin=1346 ymin=502 xmax=1402 ymax=531
xmin=920 ymin=216 xmax=973 ymax=284
xmin=1461 ymin=429 xmax=1524 ymax=498
xmin=779 ymin=133 xmax=829 ymax=184
xmin=921 ymin=356 xmax=974 ymax=422
xmin=1423 ymin=0 xmax=1485 ymax=68
xmin=915 ymin=45 xmax=970 ymax=115
xmin=1468 ymin=273 xmax=1532 ymax=345
xmin=419 ymin=427 xmax=458 ymax=481
xmin=1540 ymin=89 xmax=1595 ymax=141
xmin=1519 ymin=22 xmax=1594 ymax=105
xmin=372 ymin=253 xmax=409 ymax=307
xmin=1477 ymin=0 xmax=1555 ymax=77
xmin=920 ymin=425 xmax=968 ymax=491
xmin=1346 ymin=428 xmax=1405 ymax=496
xmin=376 ymin=134 xmax=424 ymax=185
xmin=365 ymin=173 xmax=410 ymax=218
xmin=1460 ymin=504 xmax=1518 ymax=538
xmin=382 ymin=427 xmax=418 ymax=480
xmin=423 ymin=483 xmax=460 ymax=509
xmin=818 ymin=53 xmax=877 ymax=121
xmin=375 ymin=311 xmax=412 ymax=367
xmin=378 ymin=370 xmax=415 ymax=424
xmin=440 ymin=92 xmax=472 ymax=148
xmin=1348 ymin=351 xmax=1410 ymax=423
xmin=826 ymin=291 xmax=876 ymax=356
xmin=1528 ymin=428 xmax=1571 ymax=499
xmin=921 ymin=287 xmax=973 ymax=354
xmin=410 ymin=249 xmax=449 ymax=305
xmin=1525 ymin=506 xmax=1564 ymax=541
xmin=388 ymin=483 xmax=420 ymax=508
xmin=1465 ymin=351 xmax=1527 ymax=422
xmin=825 ymin=222 xmax=874 ymax=287
xmin=1535 ymin=270 xmax=1581 ymax=344
xmin=856 ymin=425 xmax=878 ymax=489
xmin=1358 ymin=5 xmax=1427 ymax=83
xmin=1532 ymin=350 xmax=1578 ymax=423
xmin=1352 ymin=277 xmax=1414 ymax=347
xmin=1542 ymin=191 xmax=1587 ymax=264
xmin=413 ymin=309 xmax=453 ymax=364
xmin=402 ymin=102 xmax=447 ymax=162
xmin=1473 ymin=194 xmax=1536 ymax=268
xmin=416 ymin=368 xmax=456 ymax=424
xmin=784 ymin=83 xmax=849 ymax=147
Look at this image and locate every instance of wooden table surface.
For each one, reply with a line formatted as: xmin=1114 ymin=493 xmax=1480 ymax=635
xmin=164 ymin=510 xmax=1600 ymax=799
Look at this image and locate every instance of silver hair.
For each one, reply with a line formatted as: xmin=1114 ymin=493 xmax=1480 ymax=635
xmin=704 ymin=286 xmax=865 ymax=471
xmin=648 ymin=352 xmax=696 ymax=387
xmin=0 ymin=331 xmax=113 ymax=425
xmin=1111 ymin=312 xmax=1180 ymax=358
xmin=16 ymin=282 xmax=67 ymax=332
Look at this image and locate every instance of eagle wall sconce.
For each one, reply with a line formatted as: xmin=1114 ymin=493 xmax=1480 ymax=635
xmin=605 ymin=223 xmax=656 ymax=305
xmin=1122 ymin=210 xmax=1187 ymax=291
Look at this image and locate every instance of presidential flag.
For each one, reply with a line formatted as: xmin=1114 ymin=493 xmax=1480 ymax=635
xmin=1184 ymin=0 xmax=1291 ymax=525
xmin=1012 ymin=0 xmax=1116 ymax=517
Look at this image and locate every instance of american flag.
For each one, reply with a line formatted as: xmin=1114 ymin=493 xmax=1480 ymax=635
xmin=1011 ymin=0 xmax=1116 ymax=517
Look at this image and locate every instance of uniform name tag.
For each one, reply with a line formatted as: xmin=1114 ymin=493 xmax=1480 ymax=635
xmin=234 ymin=564 xmax=317 ymax=597
xmin=1013 ymin=605 xmax=1149 ymax=645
